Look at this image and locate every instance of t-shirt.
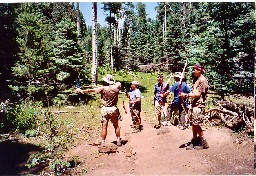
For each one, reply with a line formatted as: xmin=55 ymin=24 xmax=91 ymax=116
xmin=154 ymin=82 xmax=169 ymax=103
xmin=128 ymin=88 xmax=141 ymax=111
xmin=94 ymin=82 xmax=121 ymax=107
xmin=192 ymin=75 xmax=208 ymax=107
xmin=193 ymin=76 xmax=208 ymax=94
xmin=170 ymin=81 xmax=191 ymax=104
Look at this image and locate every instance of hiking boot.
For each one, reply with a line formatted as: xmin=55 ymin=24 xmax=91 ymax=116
xmin=186 ymin=142 xmax=194 ymax=150
xmin=193 ymin=138 xmax=209 ymax=149
xmin=186 ymin=137 xmax=201 ymax=150
xmin=200 ymin=139 xmax=209 ymax=149
xmin=130 ymin=124 xmax=136 ymax=129
xmin=132 ymin=125 xmax=140 ymax=133
xmin=191 ymin=138 xmax=200 ymax=146
xmin=154 ymin=124 xmax=161 ymax=129
xmin=139 ymin=125 xmax=144 ymax=130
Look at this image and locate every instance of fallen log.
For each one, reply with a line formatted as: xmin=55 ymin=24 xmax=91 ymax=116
xmin=207 ymin=108 xmax=238 ymax=117
xmin=206 ymin=100 xmax=254 ymax=135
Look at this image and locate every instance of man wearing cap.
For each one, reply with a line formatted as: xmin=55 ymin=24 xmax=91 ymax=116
xmin=179 ymin=63 xmax=209 ymax=149
xmin=153 ymin=73 xmax=170 ymax=129
xmin=75 ymin=74 xmax=122 ymax=146
xmin=128 ymin=81 xmax=142 ymax=133
xmin=168 ymin=72 xmax=191 ymax=129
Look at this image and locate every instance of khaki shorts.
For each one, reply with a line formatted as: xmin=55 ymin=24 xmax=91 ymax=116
xmin=189 ymin=107 xmax=205 ymax=125
xmin=101 ymin=106 xmax=119 ymax=124
xmin=154 ymin=101 xmax=169 ymax=119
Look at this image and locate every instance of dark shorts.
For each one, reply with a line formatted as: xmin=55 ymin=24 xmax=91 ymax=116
xmin=130 ymin=108 xmax=140 ymax=118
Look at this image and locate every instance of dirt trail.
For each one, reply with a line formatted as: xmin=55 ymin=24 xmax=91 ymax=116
xmin=65 ymin=107 xmax=255 ymax=175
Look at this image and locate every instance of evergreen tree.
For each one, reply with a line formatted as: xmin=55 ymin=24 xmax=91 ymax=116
xmin=208 ymin=2 xmax=255 ymax=94
xmin=129 ymin=2 xmax=148 ymax=68
xmin=187 ymin=2 xmax=224 ymax=90
xmin=0 ymin=3 xmax=19 ymax=99
xmin=120 ymin=2 xmax=135 ymax=68
xmin=11 ymin=2 xmax=90 ymax=104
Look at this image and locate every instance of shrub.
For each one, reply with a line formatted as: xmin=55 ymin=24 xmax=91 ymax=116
xmin=7 ymin=99 xmax=43 ymax=133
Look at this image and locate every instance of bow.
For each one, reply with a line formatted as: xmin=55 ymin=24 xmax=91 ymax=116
xmin=178 ymin=59 xmax=188 ymax=111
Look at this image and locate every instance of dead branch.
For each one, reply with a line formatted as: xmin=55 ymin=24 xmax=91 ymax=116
xmin=206 ymin=100 xmax=254 ymax=135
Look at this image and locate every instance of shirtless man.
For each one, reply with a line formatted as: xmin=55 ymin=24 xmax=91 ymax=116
xmin=75 ymin=74 xmax=122 ymax=146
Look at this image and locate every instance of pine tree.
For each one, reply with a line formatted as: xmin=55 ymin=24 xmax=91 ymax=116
xmin=11 ymin=2 xmax=89 ymax=104
xmin=0 ymin=3 xmax=19 ymax=99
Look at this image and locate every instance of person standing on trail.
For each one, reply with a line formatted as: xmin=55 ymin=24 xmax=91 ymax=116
xmin=152 ymin=73 xmax=170 ymax=129
xmin=179 ymin=64 xmax=209 ymax=149
xmin=75 ymin=74 xmax=122 ymax=147
xmin=128 ymin=81 xmax=142 ymax=133
xmin=168 ymin=72 xmax=191 ymax=129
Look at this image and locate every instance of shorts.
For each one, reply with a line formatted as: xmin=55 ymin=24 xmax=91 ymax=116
xmin=189 ymin=106 xmax=205 ymax=125
xmin=101 ymin=106 xmax=119 ymax=124
xmin=154 ymin=101 xmax=169 ymax=118
xmin=130 ymin=108 xmax=140 ymax=119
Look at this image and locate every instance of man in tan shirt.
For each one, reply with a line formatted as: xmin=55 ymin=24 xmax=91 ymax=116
xmin=179 ymin=64 xmax=209 ymax=149
xmin=75 ymin=74 xmax=122 ymax=146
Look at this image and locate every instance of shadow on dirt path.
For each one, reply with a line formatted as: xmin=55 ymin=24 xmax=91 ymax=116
xmin=0 ymin=139 xmax=43 ymax=175
xmin=65 ymin=103 xmax=255 ymax=175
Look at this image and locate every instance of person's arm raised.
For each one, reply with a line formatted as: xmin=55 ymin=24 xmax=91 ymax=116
xmin=75 ymin=88 xmax=95 ymax=94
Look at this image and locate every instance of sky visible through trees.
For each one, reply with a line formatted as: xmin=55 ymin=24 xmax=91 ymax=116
xmin=80 ymin=2 xmax=158 ymax=26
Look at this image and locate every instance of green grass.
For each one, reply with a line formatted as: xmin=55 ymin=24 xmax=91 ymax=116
xmin=114 ymin=71 xmax=174 ymax=125
xmin=50 ymin=99 xmax=102 ymax=143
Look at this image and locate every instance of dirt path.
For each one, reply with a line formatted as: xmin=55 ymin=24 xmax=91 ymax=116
xmin=65 ymin=107 xmax=255 ymax=175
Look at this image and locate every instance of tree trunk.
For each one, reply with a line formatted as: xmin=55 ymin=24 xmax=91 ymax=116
xmin=110 ymin=11 xmax=114 ymax=71
xmin=76 ymin=2 xmax=81 ymax=38
xmin=92 ymin=2 xmax=98 ymax=85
